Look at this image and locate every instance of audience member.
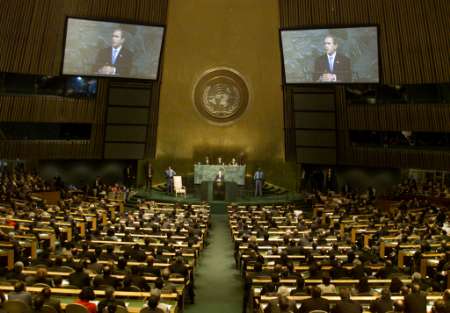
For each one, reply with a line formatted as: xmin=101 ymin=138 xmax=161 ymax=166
xmin=331 ymin=288 xmax=363 ymax=313
xmin=68 ymin=262 xmax=91 ymax=288
xmin=5 ymin=261 xmax=26 ymax=281
xmin=40 ymin=287 xmax=61 ymax=313
xmin=404 ymin=283 xmax=427 ymax=313
xmin=74 ymin=287 xmax=97 ymax=313
xmin=97 ymin=287 xmax=126 ymax=313
xmin=317 ymin=275 xmax=336 ymax=295
xmin=298 ymin=286 xmax=330 ymax=313
xmin=141 ymin=294 xmax=164 ymax=313
xmin=370 ymin=288 xmax=394 ymax=313
xmin=7 ymin=281 xmax=32 ymax=307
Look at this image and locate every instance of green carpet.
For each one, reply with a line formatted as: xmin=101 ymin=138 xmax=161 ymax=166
xmin=184 ymin=214 xmax=243 ymax=313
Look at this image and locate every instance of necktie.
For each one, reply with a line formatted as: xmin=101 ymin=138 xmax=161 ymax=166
xmin=329 ymin=56 xmax=333 ymax=72
xmin=112 ymin=49 xmax=118 ymax=64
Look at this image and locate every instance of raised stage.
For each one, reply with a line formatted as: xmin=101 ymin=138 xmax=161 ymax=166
xmin=129 ymin=189 xmax=305 ymax=214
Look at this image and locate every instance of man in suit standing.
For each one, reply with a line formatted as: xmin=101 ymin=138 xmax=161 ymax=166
xmin=254 ymin=168 xmax=264 ymax=197
xmin=146 ymin=161 xmax=152 ymax=192
xmin=165 ymin=166 xmax=176 ymax=194
xmin=313 ymin=34 xmax=352 ymax=82
xmin=93 ymin=28 xmax=134 ymax=76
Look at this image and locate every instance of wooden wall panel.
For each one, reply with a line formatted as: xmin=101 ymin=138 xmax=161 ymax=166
xmin=0 ymin=96 xmax=95 ymax=122
xmin=345 ymin=103 xmax=450 ymax=131
xmin=281 ymin=0 xmax=450 ymax=169
xmin=0 ymin=80 xmax=108 ymax=159
xmin=338 ymin=147 xmax=450 ymax=172
xmin=0 ymin=0 xmax=167 ymax=159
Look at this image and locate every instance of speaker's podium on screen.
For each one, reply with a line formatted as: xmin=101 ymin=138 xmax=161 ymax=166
xmin=173 ymin=176 xmax=186 ymax=197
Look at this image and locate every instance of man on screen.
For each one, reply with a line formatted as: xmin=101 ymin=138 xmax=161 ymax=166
xmin=313 ymin=34 xmax=352 ymax=82
xmin=93 ymin=28 xmax=133 ymax=76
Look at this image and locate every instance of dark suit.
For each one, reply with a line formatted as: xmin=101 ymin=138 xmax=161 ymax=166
xmin=370 ymin=298 xmax=393 ymax=313
xmin=129 ymin=249 xmax=147 ymax=262
xmin=7 ymin=291 xmax=33 ymax=307
xmin=130 ymin=274 xmax=150 ymax=291
xmin=215 ymin=172 xmax=225 ymax=183
xmin=170 ymin=263 xmax=189 ymax=278
xmin=165 ymin=168 xmax=176 ymax=193
xmin=313 ymin=53 xmax=352 ymax=82
xmin=44 ymin=298 xmax=62 ymax=313
xmin=93 ymin=46 xmax=134 ymax=76
xmin=298 ymin=297 xmax=330 ymax=313
xmin=140 ymin=308 xmax=164 ymax=313
xmin=97 ymin=299 xmax=126 ymax=313
xmin=5 ymin=271 xmax=26 ymax=281
xmin=331 ymin=299 xmax=363 ymax=313
xmin=68 ymin=271 xmax=91 ymax=288
xmin=143 ymin=266 xmax=161 ymax=277
xmin=93 ymin=274 xmax=121 ymax=289
xmin=404 ymin=291 xmax=427 ymax=313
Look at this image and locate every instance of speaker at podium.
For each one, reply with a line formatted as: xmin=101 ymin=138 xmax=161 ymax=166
xmin=196 ymin=165 xmax=243 ymax=201
xmin=199 ymin=181 xmax=237 ymax=202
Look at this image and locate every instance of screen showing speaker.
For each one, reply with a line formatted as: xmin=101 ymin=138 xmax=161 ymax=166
xmin=62 ymin=17 xmax=165 ymax=80
xmin=280 ymin=26 xmax=379 ymax=84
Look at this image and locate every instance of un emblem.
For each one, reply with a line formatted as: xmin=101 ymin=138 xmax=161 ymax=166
xmin=194 ymin=68 xmax=249 ymax=124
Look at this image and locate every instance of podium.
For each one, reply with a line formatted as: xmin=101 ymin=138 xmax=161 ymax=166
xmin=195 ymin=164 xmax=244 ymax=201
xmin=200 ymin=181 xmax=238 ymax=201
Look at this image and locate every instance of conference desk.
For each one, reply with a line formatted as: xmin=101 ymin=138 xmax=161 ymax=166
xmin=0 ymin=286 xmax=177 ymax=313
xmin=258 ymin=294 xmax=444 ymax=313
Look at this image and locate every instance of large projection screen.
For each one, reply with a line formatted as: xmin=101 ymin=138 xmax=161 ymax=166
xmin=62 ymin=17 xmax=165 ymax=80
xmin=281 ymin=26 xmax=379 ymax=84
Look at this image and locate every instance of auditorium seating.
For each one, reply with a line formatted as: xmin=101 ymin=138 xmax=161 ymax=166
xmin=0 ymin=173 xmax=210 ymax=312
xmin=228 ymin=193 xmax=449 ymax=313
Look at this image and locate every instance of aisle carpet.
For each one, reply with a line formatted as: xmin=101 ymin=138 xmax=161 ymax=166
xmin=184 ymin=214 xmax=243 ymax=313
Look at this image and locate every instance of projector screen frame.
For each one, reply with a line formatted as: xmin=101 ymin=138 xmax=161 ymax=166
xmin=279 ymin=24 xmax=381 ymax=85
xmin=60 ymin=16 xmax=166 ymax=81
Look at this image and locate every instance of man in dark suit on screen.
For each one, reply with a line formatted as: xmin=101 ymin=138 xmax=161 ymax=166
xmin=313 ymin=34 xmax=352 ymax=82
xmin=93 ymin=28 xmax=134 ymax=76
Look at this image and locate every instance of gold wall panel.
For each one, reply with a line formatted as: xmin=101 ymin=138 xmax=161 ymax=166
xmin=156 ymin=0 xmax=285 ymax=163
